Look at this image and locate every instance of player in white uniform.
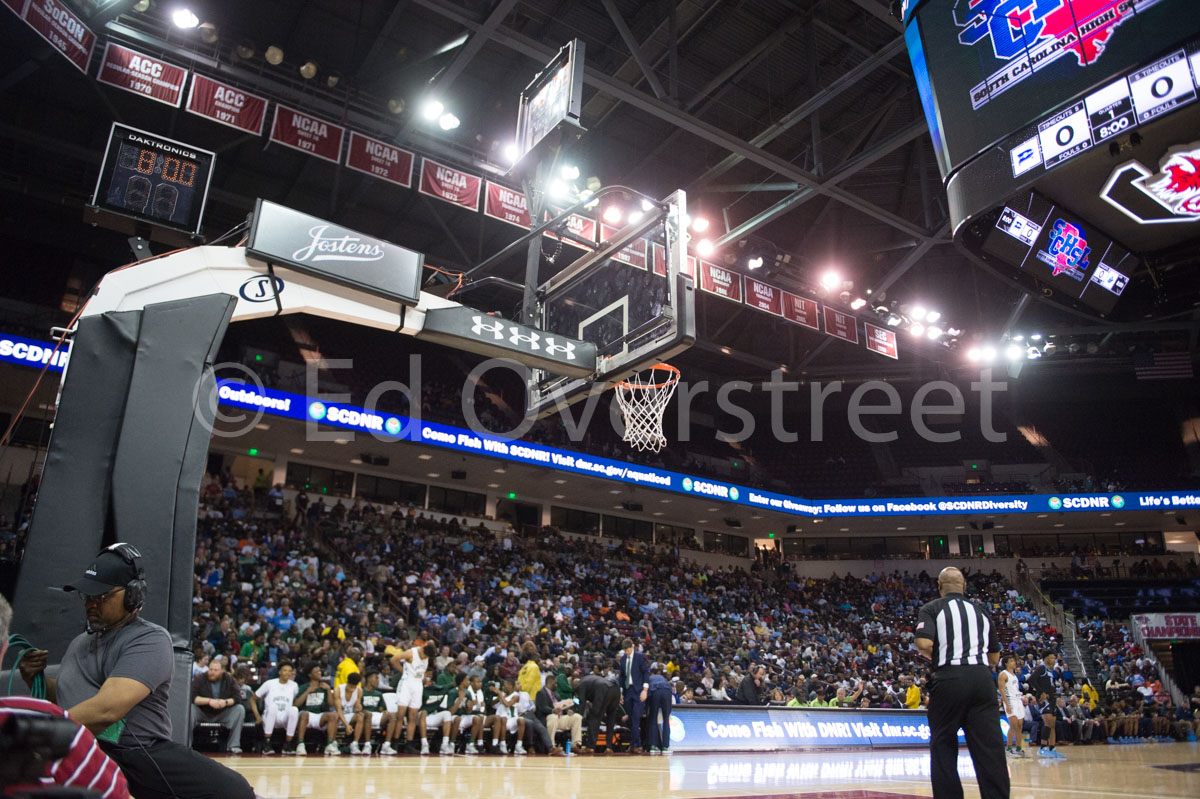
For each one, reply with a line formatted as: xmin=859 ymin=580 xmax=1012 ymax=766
xmin=485 ymin=678 xmax=526 ymax=754
xmin=391 ymin=640 xmax=438 ymax=754
xmin=458 ymin=675 xmax=488 ymax=754
xmin=998 ymin=654 xmax=1028 ymax=758
xmin=255 ymin=663 xmax=304 ymax=754
xmin=335 ymin=672 xmax=365 ymax=754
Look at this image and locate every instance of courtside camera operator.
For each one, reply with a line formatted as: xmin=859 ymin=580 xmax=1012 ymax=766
xmin=16 ymin=544 xmax=253 ymax=799
xmin=0 ymin=593 xmax=129 ymax=797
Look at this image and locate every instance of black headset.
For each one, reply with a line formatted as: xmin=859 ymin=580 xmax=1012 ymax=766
xmin=103 ymin=542 xmax=147 ymax=614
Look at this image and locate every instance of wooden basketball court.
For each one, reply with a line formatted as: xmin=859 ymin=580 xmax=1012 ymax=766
xmin=223 ymin=743 xmax=1200 ymax=799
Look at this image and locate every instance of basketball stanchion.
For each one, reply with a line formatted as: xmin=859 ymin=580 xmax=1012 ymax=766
xmin=612 ymin=363 xmax=680 ymax=453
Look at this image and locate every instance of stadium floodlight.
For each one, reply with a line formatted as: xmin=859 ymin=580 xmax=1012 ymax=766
xmin=747 ymin=256 xmax=764 ymax=271
xmin=1027 ymin=346 xmax=1042 ymax=360
xmin=910 ymin=323 xmax=926 ymax=337
xmin=627 ymin=210 xmax=644 ymax=225
xmin=1005 ymin=344 xmax=1024 ymax=361
xmin=602 ymin=205 xmax=622 ymax=225
xmin=926 ymin=326 xmax=942 ymax=340
xmin=885 ymin=313 xmax=902 ymax=327
xmin=696 ymin=238 xmax=715 ymax=257
xmin=1012 ymin=334 xmax=1024 ymax=342
xmin=925 ymin=310 xmax=941 ymax=323
xmin=172 ymin=8 xmax=199 ymax=28
xmin=819 ymin=269 xmax=841 ymax=293
xmin=547 ymin=179 xmax=569 ymax=201
xmin=1030 ymin=333 xmax=1043 ymax=341
xmin=980 ymin=345 xmax=998 ymax=363
xmin=910 ymin=305 xmax=927 ymax=322
xmin=438 ymin=113 xmax=460 ymax=131
xmin=422 ymin=99 xmax=444 ymax=121
xmin=502 ymin=142 xmax=520 ymax=163
xmin=850 ymin=297 xmax=867 ymax=310
xmin=560 ymin=164 xmax=580 ymax=181
xmin=691 ymin=216 xmax=710 ymax=233
xmin=967 ymin=347 xmax=981 ymax=362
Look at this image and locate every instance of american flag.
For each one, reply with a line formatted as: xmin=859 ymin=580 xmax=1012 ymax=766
xmin=1132 ymin=351 xmax=1194 ymax=380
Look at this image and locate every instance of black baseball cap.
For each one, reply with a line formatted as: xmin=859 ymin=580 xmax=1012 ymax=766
xmin=63 ymin=549 xmax=138 ymax=596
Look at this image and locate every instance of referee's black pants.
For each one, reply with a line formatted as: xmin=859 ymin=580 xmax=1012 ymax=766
xmin=927 ymin=664 xmax=1010 ymax=799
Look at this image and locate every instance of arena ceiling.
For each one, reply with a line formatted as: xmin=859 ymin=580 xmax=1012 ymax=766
xmin=1 ymin=0 xmax=1198 ymax=386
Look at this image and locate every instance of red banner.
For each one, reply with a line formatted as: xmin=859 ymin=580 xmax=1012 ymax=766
xmin=699 ymin=261 xmax=742 ymax=301
xmin=652 ymin=242 xmax=667 ymax=276
xmin=270 ymin=105 xmax=345 ymax=163
xmin=23 ymin=0 xmax=95 ymax=73
xmin=823 ymin=306 xmax=859 ymax=344
xmin=544 ymin=211 xmax=596 ymax=250
xmin=185 ymin=75 xmax=268 ymax=135
xmin=483 ymin=181 xmax=530 ymax=229
xmin=97 ymin=43 xmax=187 ymax=107
xmin=345 ymin=131 xmax=413 ymax=188
xmin=782 ymin=291 xmax=820 ymax=330
xmin=418 ymin=158 xmax=481 ymax=211
xmin=3 ymin=0 xmax=27 ymax=16
xmin=744 ymin=278 xmax=782 ymax=316
xmin=864 ymin=323 xmax=899 ymax=359
xmin=599 ymin=224 xmax=648 ymax=269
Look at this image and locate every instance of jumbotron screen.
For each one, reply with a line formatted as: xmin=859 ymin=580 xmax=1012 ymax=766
xmin=905 ymin=0 xmax=1200 ymax=180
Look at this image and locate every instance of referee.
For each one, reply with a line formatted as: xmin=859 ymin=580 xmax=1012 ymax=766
xmin=915 ymin=567 xmax=1009 ymax=799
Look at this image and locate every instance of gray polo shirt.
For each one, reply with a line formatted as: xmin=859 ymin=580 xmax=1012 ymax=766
xmin=56 ymin=616 xmax=174 ymax=746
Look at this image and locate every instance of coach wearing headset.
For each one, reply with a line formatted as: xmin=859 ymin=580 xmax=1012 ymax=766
xmin=18 ymin=543 xmax=253 ymax=799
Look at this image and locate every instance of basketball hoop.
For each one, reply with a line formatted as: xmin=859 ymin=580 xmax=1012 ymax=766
xmin=613 ymin=363 xmax=680 ymax=453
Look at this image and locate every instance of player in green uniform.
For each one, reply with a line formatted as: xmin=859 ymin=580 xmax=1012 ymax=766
xmin=355 ymin=671 xmax=394 ymax=755
xmin=296 ymin=663 xmax=342 ymax=755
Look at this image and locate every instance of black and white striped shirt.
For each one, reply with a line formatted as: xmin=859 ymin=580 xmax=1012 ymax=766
xmin=915 ymin=593 xmax=1000 ymax=669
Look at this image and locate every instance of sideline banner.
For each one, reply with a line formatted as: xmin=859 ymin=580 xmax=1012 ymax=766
xmin=1133 ymin=613 xmax=1200 ymax=641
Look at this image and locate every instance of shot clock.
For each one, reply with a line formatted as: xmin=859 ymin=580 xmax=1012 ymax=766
xmin=92 ymin=123 xmax=215 ymax=236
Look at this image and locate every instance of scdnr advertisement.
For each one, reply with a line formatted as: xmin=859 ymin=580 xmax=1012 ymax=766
xmin=669 ymin=707 xmax=974 ymax=752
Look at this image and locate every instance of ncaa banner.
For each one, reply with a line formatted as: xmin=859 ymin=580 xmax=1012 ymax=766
xmin=21 ymin=0 xmax=94 ymax=73
xmin=823 ymin=306 xmax=859 ymax=344
xmin=270 ymin=105 xmax=345 ymax=164
xmin=699 ymin=261 xmax=743 ymax=302
xmin=545 ymin=211 xmax=597 ymax=250
xmin=781 ymin=291 xmax=820 ymax=330
xmin=345 ymin=132 xmax=414 ymax=188
xmin=744 ymin=277 xmax=783 ymax=316
xmin=419 ymin=158 xmax=481 ymax=211
xmin=97 ymin=43 xmax=188 ymax=108
xmin=186 ymin=75 xmax=268 ymax=135
xmin=865 ymin=323 xmax=899 ymax=359
xmin=599 ymin=224 xmax=648 ymax=269
xmin=483 ymin=182 xmax=530 ymax=228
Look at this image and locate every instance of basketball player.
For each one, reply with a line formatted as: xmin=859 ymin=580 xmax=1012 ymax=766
xmin=1030 ymin=651 xmax=1065 ymax=758
xmin=998 ymin=654 xmax=1027 ymax=758
xmin=255 ymin=662 xmax=304 ymax=754
xmin=457 ymin=674 xmax=489 ymax=754
xmin=392 ymin=639 xmax=438 ymax=753
xmin=295 ymin=663 xmax=342 ymax=756
xmin=421 ymin=678 xmax=464 ymax=755
xmin=484 ymin=677 xmax=526 ymax=754
xmin=356 ymin=671 xmax=394 ymax=755
xmin=335 ymin=672 xmax=365 ymax=755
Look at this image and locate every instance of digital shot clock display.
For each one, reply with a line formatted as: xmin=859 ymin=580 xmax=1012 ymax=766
xmin=92 ymin=123 xmax=215 ymax=236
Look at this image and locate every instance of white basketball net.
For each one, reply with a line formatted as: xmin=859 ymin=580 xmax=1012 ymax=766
xmin=613 ymin=364 xmax=680 ymax=453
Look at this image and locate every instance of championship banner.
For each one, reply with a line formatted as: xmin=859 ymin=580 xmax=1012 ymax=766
xmin=745 ymin=277 xmax=782 ymax=316
xmin=270 ymin=105 xmax=345 ymax=164
xmin=1133 ymin=613 xmax=1200 ymax=641
xmin=699 ymin=261 xmax=743 ymax=302
xmin=781 ymin=291 xmax=820 ymax=330
xmin=22 ymin=0 xmax=95 ymax=73
xmin=186 ymin=75 xmax=268 ymax=135
xmin=865 ymin=322 xmax=899 ymax=359
xmin=823 ymin=306 xmax=859 ymax=344
xmin=544 ymin=211 xmax=596 ymax=250
xmin=483 ymin=181 xmax=530 ymax=229
xmin=418 ymin=158 xmax=481 ymax=211
xmin=599 ymin=224 xmax=648 ymax=269
xmin=346 ymin=132 xmax=414 ymax=188
xmin=651 ymin=242 xmax=689 ymax=277
xmin=97 ymin=42 xmax=188 ymax=107
xmin=3 ymin=0 xmax=27 ymax=16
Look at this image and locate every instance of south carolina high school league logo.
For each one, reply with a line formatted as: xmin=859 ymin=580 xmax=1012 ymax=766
xmin=1036 ymin=219 xmax=1090 ymax=278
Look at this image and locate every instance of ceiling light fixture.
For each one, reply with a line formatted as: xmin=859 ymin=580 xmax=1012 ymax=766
xmin=265 ymin=45 xmax=284 ymax=65
xmin=603 ymin=206 xmax=623 ymax=225
xmin=422 ymin=99 xmax=444 ymax=120
xmin=438 ymin=112 xmax=460 ymax=131
xmin=691 ymin=216 xmax=710 ymax=233
xmin=172 ymin=8 xmax=199 ymax=28
xmin=696 ymin=239 xmax=714 ymax=257
xmin=299 ymin=61 xmax=318 ymax=80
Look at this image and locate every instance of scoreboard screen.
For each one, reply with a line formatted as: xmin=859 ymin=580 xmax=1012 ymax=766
xmin=514 ymin=39 xmax=585 ymax=169
xmin=92 ymin=123 xmax=215 ymax=236
xmin=906 ymin=0 xmax=1200 ymax=180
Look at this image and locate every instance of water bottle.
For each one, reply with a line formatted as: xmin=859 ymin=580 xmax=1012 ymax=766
xmin=565 ymin=739 xmax=571 ymax=755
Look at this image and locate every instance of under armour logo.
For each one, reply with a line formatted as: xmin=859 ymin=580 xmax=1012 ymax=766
xmin=543 ymin=338 xmax=576 ymax=360
xmin=510 ymin=330 xmax=540 ymax=351
xmin=470 ymin=315 xmax=508 ymax=340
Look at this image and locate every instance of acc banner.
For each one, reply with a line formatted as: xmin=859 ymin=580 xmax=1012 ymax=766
xmin=865 ymin=323 xmax=899 ymax=359
xmin=745 ymin=278 xmax=782 ymax=315
xmin=97 ymin=43 xmax=188 ymax=107
xmin=186 ymin=75 xmax=268 ymax=135
xmin=1133 ymin=613 xmax=1200 ymax=641
xmin=782 ymin=291 xmax=820 ymax=330
xmin=346 ymin=132 xmax=414 ymax=188
xmin=599 ymin=224 xmax=648 ymax=269
xmin=419 ymin=158 xmax=482 ymax=211
xmin=700 ymin=261 xmax=743 ymax=301
xmin=823 ymin=306 xmax=859 ymax=344
xmin=21 ymin=0 xmax=94 ymax=73
xmin=270 ymin=105 xmax=345 ymax=163
xmin=483 ymin=182 xmax=530 ymax=228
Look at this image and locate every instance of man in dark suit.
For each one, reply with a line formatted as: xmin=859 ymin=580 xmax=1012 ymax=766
xmin=575 ymin=673 xmax=622 ymax=753
xmin=737 ymin=664 xmax=768 ymax=705
xmin=618 ymin=639 xmax=650 ymax=753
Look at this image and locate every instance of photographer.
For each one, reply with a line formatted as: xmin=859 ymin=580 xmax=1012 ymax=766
xmin=17 ymin=544 xmax=253 ymax=799
xmin=0 ymin=594 xmax=129 ymax=798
